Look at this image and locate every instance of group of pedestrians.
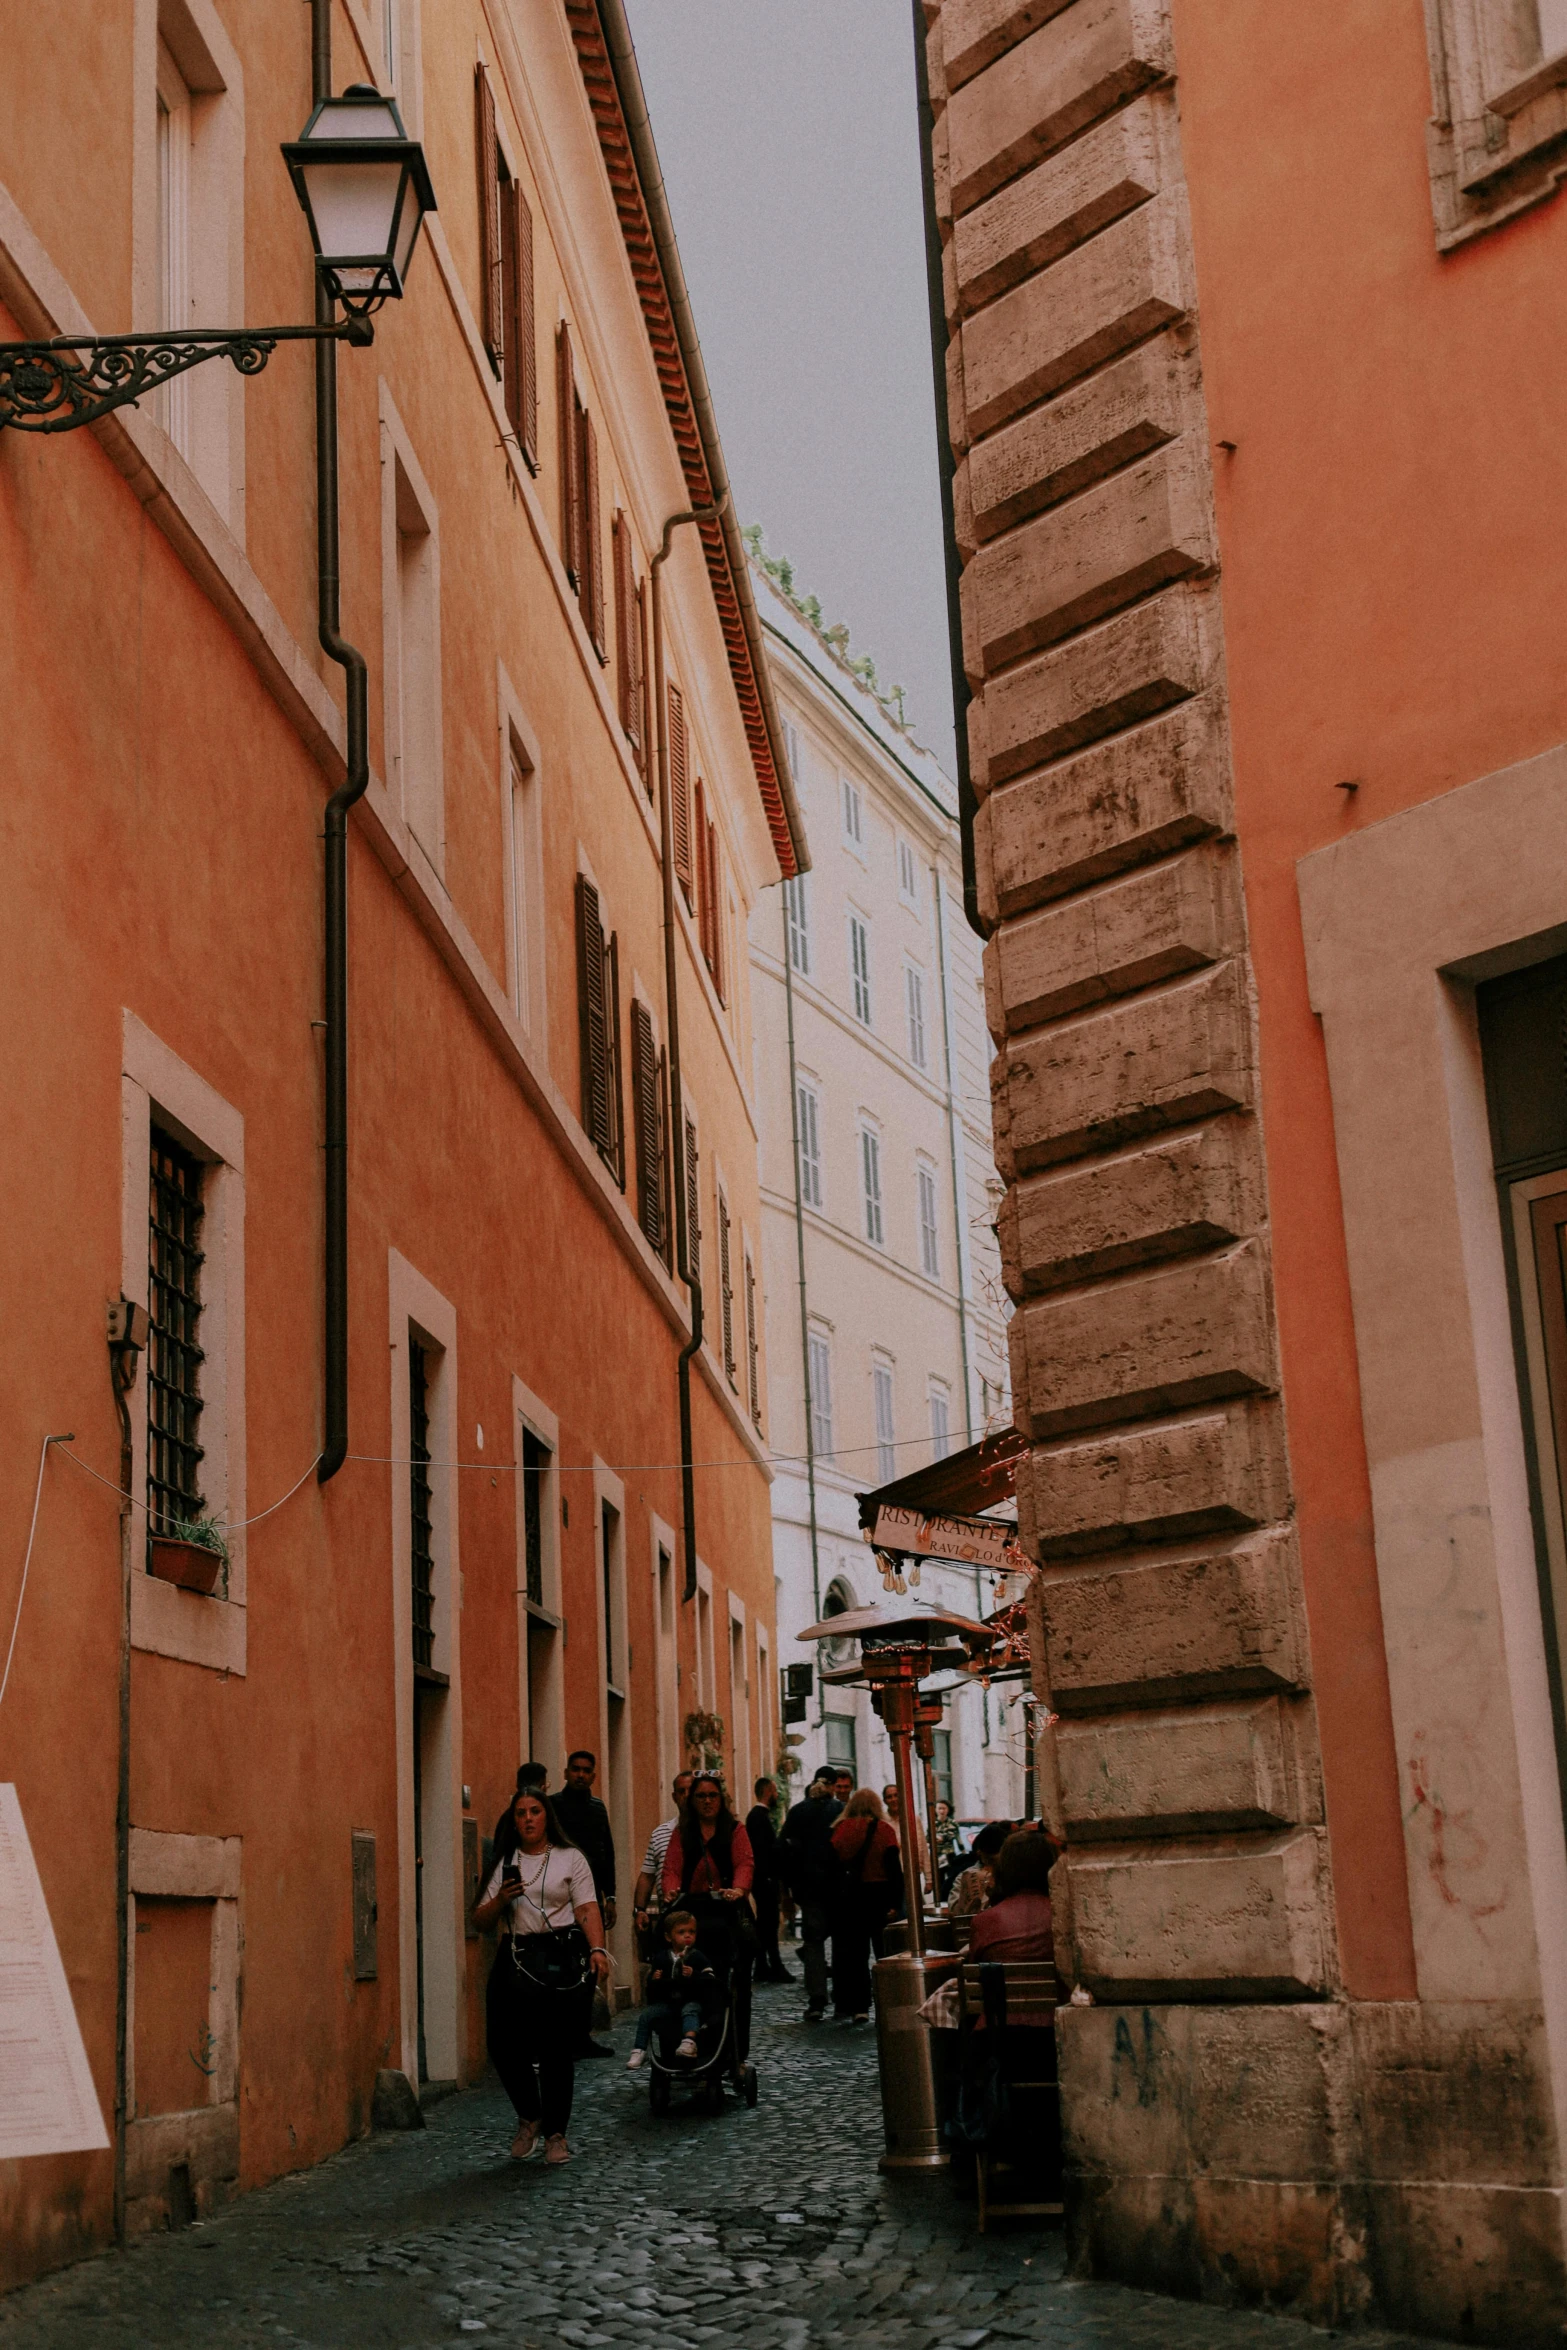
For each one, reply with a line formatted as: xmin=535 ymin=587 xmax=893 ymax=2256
xmin=773 ymin=1764 xmax=926 ymax=2025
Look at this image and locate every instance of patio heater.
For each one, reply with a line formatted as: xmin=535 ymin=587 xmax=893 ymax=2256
xmin=797 ymin=1599 xmax=996 ymax=2171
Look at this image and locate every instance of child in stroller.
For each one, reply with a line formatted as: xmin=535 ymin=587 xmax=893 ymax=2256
xmin=627 ymin=1907 xmax=716 ymax=2069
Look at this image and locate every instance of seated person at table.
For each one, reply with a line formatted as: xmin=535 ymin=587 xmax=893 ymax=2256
xmin=626 ymin=1906 xmax=715 ymax=2068
xmin=965 ymin=1829 xmax=1056 ymax=2020
xmin=946 ymin=1819 xmax=1011 ymax=1918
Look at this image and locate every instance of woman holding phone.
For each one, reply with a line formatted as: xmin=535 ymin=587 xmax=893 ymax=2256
xmin=473 ymin=1788 xmax=610 ymax=2164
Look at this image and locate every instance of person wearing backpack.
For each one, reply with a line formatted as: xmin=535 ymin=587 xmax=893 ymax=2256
xmin=828 ymin=1789 xmax=901 ymax=2022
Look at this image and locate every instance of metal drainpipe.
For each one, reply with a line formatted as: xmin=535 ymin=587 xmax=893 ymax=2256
xmin=910 ymin=0 xmax=989 ymax=945
xmin=651 ymin=499 xmax=725 ymax=1600
xmin=312 ymin=0 xmax=370 ymax=1484
xmin=780 ymin=889 xmax=823 ymax=1710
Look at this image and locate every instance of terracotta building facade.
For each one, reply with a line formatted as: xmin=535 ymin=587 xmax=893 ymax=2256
xmin=0 ymin=0 xmax=802 ymax=2289
xmin=921 ymin=0 xmax=1567 ymax=2339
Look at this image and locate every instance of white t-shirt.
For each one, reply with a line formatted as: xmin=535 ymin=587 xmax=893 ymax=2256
xmin=483 ymin=1845 xmax=596 ymax=1936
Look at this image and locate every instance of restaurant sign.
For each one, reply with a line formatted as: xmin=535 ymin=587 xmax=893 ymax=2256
xmin=869 ymin=1505 xmax=1016 ymax=1571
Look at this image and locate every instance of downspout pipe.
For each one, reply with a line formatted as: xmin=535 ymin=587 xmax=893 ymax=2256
xmin=652 ymin=500 xmax=726 ymax=1602
xmin=312 ymin=0 xmax=370 ymax=1484
xmin=595 ymin=0 xmax=809 ymax=881
xmin=910 ymin=0 xmax=989 ymax=943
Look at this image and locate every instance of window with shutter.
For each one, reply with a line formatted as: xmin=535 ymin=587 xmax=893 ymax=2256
xmin=694 ymin=777 xmax=712 ymax=970
xmin=849 ymin=914 xmax=873 ymax=1025
xmin=708 ymin=821 xmax=725 ymax=1003
xmin=718 ymin=1185 xmax=736 ymax=1388
xmin=683 ymin=1113 xmax=701 ymax=1285
xmin=860 ymin=1125 xmax=884 ymax=1245
xmin=631 ymin=996 xmax=665 ymax=1252
xmin=606 ymin=929 xmax=625 ymax=1189
xmin=637 ymin=582 xmax=652 ymax=796
xmin=784 ymin=877 xmax=810 ymax=976
xmin=873 ymin=1359 xmax=897 ymax=1483
xmin=581 ymin=405 xmax=605 ymax=662
xmin=504 ymin=180 xmax=537 ymax=470
xmin=917 ymin=1163 xmax=940 ymax=1279
xmin=796 ymin=1080 xmax=822 ymax=1208
xmin=905 ymin=965 xmax=927 ymax=1069
xmin=744 ymin=1248 xmax=761 ymax=1428
xmin=557 ymin=322 xmax=581 ymax=590
xmin=669 ymin=682 xmax=693 ymax=907
xmin=614 ymin=514 xmax=645 ymax=766
xmin=575 ymin=876 xmax=623 ymax=1183
xmin=475 ymin=65 xmax=504 ymax=381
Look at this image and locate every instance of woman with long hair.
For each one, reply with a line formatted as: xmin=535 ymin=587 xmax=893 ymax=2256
xmin=473 ymin=1788 xmax=610 ymax=2164
xmin=660 ymin=1771 xmax=756 ymax=2059
xmin=830 ymin=1788 xmax=901 ymax=2023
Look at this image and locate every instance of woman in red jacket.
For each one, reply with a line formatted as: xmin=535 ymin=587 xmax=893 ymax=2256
xmin=830 ymin=1789 xmax=901 ymax=2023
xmin=660 ymin=1772 xmax=755 ymax=2059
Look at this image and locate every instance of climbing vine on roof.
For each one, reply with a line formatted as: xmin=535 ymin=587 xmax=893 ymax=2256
xmin=742 ymin=523 xmax=916 ymax=739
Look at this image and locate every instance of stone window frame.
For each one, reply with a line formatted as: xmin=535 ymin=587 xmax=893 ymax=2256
xmin=121 ymin=1011 xmax=246 ymax=1677
xmin=1424 ymin=0 xmax=1567 ymax=247
xmin=125 ymin=1827 xmax=241 ymax=2229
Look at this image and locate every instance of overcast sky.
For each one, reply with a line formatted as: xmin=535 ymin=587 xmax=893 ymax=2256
xmin=623 ymin=0 xmax=957 ymax=775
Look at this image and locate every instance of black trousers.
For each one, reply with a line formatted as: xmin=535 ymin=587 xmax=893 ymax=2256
xmin=832 ymin=1886 xmax=894 ymax=2015
xmin=486 ymin=1944 xmax=589 ymax=2137
xmin=752 ymin=1877 xmax=783 ymax=1973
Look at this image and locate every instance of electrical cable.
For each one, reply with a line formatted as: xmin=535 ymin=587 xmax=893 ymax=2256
xmin=52 ymin=1443 xmax=323 ymax=1529
xmin=0 ymin=1433 xmax=72 ymax=1718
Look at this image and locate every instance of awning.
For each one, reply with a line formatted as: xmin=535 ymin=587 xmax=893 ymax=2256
xmin=853 ymin=1426 xmax=1027 ymax=1537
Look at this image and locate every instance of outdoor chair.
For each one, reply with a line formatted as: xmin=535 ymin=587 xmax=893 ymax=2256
xmin=955 ymin=1958 xmax=1062 ymax=2232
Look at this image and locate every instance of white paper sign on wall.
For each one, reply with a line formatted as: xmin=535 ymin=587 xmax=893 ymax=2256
xmin=0 ymin=1782 xmax=109 ymax=2157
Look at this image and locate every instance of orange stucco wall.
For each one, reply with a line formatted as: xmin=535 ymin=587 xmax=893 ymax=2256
xmin=0 ymin=0 xmax=779 ymax=2289
xmin=1171 ymin=0 xmax=1567 ymax=1999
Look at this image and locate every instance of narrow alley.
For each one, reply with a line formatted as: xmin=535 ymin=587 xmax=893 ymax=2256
xmin=0 ymin=1986 xmax=1439 ymax=2350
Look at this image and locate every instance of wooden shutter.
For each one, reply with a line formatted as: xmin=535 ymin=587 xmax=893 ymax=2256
xmin=476 ymin=66 xmax=504 ymax=380
xmin=657 ymin=1045 xmax=671 ymax=1266
xmin=637 ymin=581 xmax=652 ymax=795
xmin=683 ymin=1114 xmax=700 ymax=1284
xmin=582 ymin=406 xmax=605 ymax=661
xmin=669 ymin=681 xmax=693 ymax=907
xmin=508 ymin=181 xmax=537 ymax=468
xmin=607 ymin=928 xmax=625 ymax=1189
xmin=744 ymin=1250 xmax=761 ymax=1427
xmin=718 ymin=1188 xmax=735 ymax=1386
xmin=615 ymin=514 xmax=644 ymax=760
xmin=707 ymin=820 xmax=725 ymax=1003
xmin=558 ymin=322 xmax=581 ymax=589
xmin=575 ymin=874 xmax=611 ymax=1158
xmin=631 ymin=998 xmax=663 ymax=1249
xmin=694 ymin=777 xmax=711 ymax=972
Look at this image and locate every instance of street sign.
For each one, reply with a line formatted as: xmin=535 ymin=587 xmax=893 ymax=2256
xmin=869 ymin=1503 xmax=1016 ymax=1570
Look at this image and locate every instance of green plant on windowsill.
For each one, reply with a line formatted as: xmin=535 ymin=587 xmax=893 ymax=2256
xmin=173 ymin=1514 xmax=231 ymax=1565
xmin=683 ymin=1708 xmax=725 ymax=1768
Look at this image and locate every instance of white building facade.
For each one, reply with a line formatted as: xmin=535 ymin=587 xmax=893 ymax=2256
xmin=748 ymin=560 xmax=1026 ymax=1827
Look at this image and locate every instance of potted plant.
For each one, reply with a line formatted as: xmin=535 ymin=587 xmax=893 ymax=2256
xmin=682 ymin=1708 xmax=725 ymax=1769
xmin=148 ymin=1514 xmax=229 ymax=1596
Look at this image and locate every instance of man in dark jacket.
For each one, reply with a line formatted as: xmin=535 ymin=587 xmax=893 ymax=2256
xmin=778 ymin=1766 xmax=843 ymax=2022
xmin=746 ymin=1777 xmax=792 ymax=1982
xmin=552 ymin=1750 xmax=616 ymax=2058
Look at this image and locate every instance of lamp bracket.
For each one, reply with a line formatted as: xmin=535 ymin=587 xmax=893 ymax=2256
xmin=0 ymin=316 xmax=373 ymax=436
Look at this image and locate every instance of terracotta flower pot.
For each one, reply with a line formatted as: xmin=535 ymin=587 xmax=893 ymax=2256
xmin=148 ymin=1535 xmax=223 ymax=1595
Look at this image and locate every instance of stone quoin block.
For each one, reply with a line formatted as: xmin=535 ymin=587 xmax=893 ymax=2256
xmin=1042 ymin=1524 xmax=1309 ymax=1711
xmin=964 ymin=441 xmax=1213 ymax=677
xmin=953 ymin=94 xmax=1163 ymax=315
xmin=994 ymin=957 xmax=1252 ymax=1171
xmin=1011 ymin=1238 xmax=1274 ymax=1436
xmin=976 ymin=694 xmax=1229 ymax=915
xmin=1056 ymin=1696 xmax=1318 ymax=1841
xmin=945 ymin=326 xmax=969 ymax=457
xmin=1025 ymin=1396 xmax=1291 ymax=1554
xmin=961 ymin=198 xmax=1185 ymax=439
xmin=948 ymin=0 xmax=1173 ymax=216
xmin=968 ymin=332 xmax=1191 ymax=542
xmin=997 ymin=1112 xmax=1258 ymax=1295
xmin=979 ymin=581 xmax=1211 ymax=789
xmin=941 ymin=0 xmax=1079 ymax=95
xmin=985 ymin=840 xmax=1236 ymax=1038
xmin=1065 ymin=1827 xmax=1335 ymax=2000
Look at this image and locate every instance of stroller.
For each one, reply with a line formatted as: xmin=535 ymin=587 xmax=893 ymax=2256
xmin=645 ymin=1892 xmax=759 ymax=2116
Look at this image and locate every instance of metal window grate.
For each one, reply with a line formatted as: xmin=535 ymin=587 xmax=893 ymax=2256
xmin=409 ymin=1339 xmax=435 ymax=1669
xmin=147 ymin=1127 xmax=206 ymax=1541
xmin=522 ymin=1427 xmax=548 ymax=1606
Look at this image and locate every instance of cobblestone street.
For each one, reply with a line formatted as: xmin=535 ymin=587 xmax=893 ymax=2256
xmin=1 ymin=1982 xmax=1443 ymax=2350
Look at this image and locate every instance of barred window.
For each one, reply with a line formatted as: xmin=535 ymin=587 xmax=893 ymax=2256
xmin=409 ymin=1338 xmax=435 ymax=1671
xmin=147 ymin=1126 xmax=206 ymax=1542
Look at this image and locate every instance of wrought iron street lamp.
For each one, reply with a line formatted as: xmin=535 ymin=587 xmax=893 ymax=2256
xmin=282 ymin=87 xmax=436 ymax=312
xmin=0 ymin=84 xmax=434 ymax=435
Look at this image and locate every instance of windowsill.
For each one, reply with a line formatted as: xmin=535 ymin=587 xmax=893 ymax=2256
xmin=1488 ymin=48 xmax=1567 ymax=120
